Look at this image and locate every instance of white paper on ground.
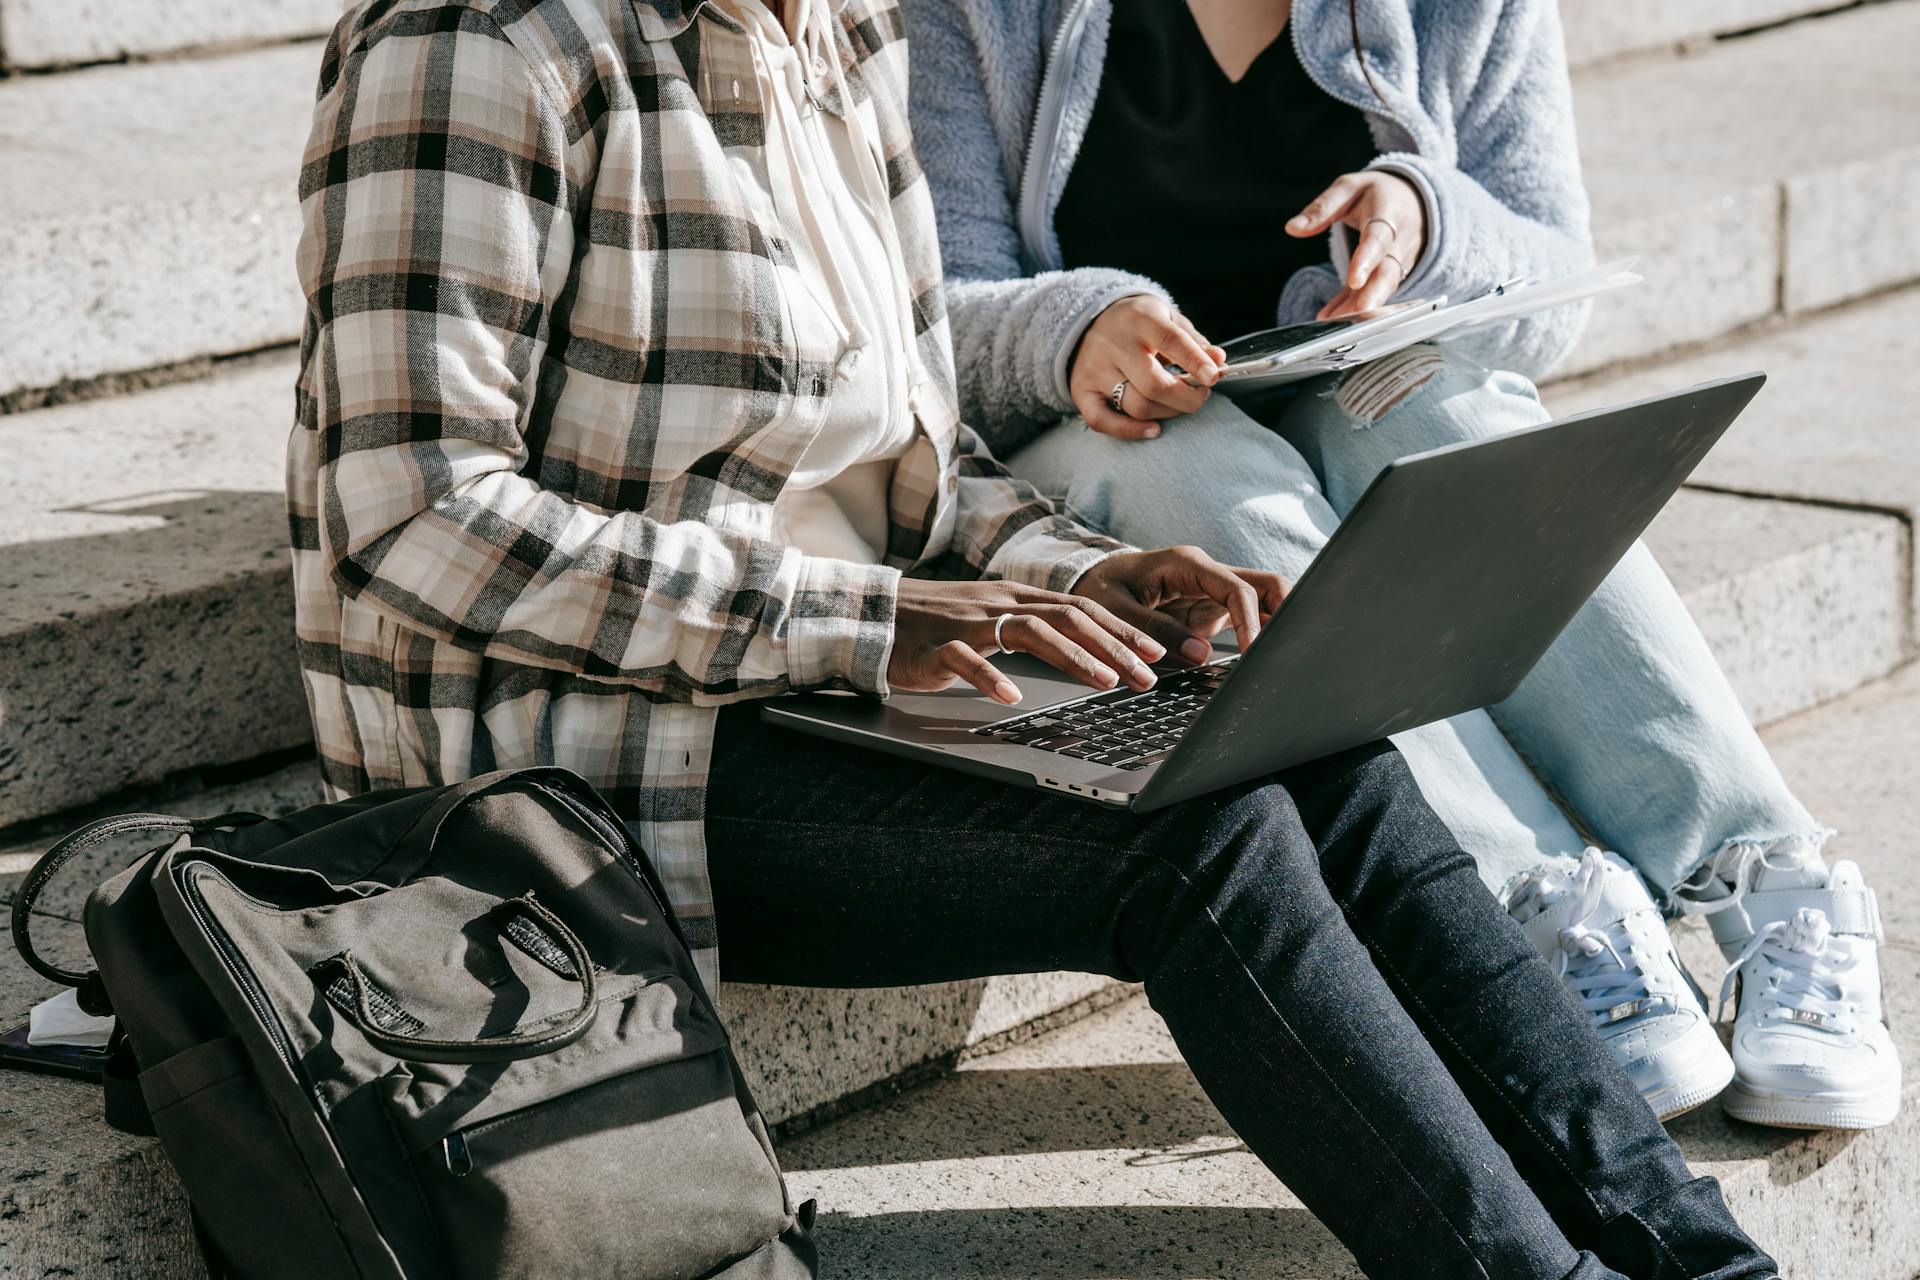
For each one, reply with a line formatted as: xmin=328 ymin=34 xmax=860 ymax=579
xmin=28 ymin=988 xmax=114 ymax=1047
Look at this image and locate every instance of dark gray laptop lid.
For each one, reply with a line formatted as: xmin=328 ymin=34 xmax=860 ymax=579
xmin=1132 ymin=372 xmax=1766 ymax=811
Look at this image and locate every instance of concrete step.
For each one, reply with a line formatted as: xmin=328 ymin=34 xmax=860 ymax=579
xmin=0 ymin=0 xmax=1842 ymax=75
xmin=1639 ymin=487 xmax=1905 ymax=728
xmin=4 ymin=0 xmax=1917 ymax=402
xmin=778 ymin=659 xmax=1920 ymax=1279
xmin=0 ymin=755 xmax=1128 ymax=1277
xmin=0 ymin=0 xmax=337 ymax=71
xmin=1561 ymin=0 xmax=1885 ymax=68
xmin=0 ymin=0 xmax=1854 ymax=70
xmin=0 ymin=0 xmax=1873 ymax=75
xmin=0 ymin=42 xmax=319 ymax=401
xmin=0 ymin=354 xmax=307 ymax=826
xmin=1 ymin=350 xmax=1899 ymax=827
xmin=1566 ymin=0 xmax=1920 ymax=376
xmin=0 ymin=491 xmax=1910 ymax=1280
xmin=16 ymin=653 xmax=1912 ymax=1276
xmin=1551 ymin=285 xmax=1920 ymax=636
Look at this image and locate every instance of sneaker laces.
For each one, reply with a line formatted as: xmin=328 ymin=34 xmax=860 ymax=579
xmin=1674 ymin=840 xmax=1826 ymax=935
xmin=1551 ymin=850 xmax=1668 ymax=1028
xmin=1717 ymin=907 xmax=1861 ymax=1034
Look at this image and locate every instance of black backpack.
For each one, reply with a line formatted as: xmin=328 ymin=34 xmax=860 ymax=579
xmin=11 ymin=767 xmax=816 ymax=1279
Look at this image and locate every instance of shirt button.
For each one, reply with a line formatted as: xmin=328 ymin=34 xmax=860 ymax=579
xmin=946 ymin=473 xmax=958 ymax=494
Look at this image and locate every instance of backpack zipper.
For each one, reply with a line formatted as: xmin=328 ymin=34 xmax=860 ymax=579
xmin=176 ymin=862 xmax=298 ymax=1075
xmin=172 ymin=783 xmax=700 ymax=1087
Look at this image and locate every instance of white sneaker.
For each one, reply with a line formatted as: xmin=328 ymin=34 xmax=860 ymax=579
xmin=1506 ymin=849 xmax=1734 ymax=1121
xmin=1711 ymin=859 xmax=1901 ymax=1130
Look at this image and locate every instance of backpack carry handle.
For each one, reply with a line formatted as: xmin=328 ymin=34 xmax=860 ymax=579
xmin=324 ymin=893 xmax=599 ymax=1065
xmin=11 ymin=810 xmax=266 ymax=1011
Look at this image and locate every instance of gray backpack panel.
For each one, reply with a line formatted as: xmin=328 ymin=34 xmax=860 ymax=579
xmin=12 ymin=767 xmax=817 ymax=1280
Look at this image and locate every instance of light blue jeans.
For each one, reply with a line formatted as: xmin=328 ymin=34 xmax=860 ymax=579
xmin=1010 ymin=345 xmax=1826 ymax=898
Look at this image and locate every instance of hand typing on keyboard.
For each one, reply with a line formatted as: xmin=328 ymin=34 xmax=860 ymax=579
xmin=977 ymin=662 xmax=1237 ymax=770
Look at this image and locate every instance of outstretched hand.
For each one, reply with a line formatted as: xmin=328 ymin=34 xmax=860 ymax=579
xmin=1287 ymin=170 xmax=1427 ymax=319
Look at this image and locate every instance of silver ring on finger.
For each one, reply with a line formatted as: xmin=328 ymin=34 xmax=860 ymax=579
xmin=1365 ymin=216 xmax=1398 ymax=240
xmin=1108 ymin=379 xmax=1130 ymax=416
xmin=1381 ymin=251 xmax=1408 ymax=279
xmin=994 ymin=611 xmax=1018 ymax=654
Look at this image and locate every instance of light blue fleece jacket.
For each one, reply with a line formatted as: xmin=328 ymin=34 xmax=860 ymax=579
xmin=904 ymin=0 xmax=1597 ymax=455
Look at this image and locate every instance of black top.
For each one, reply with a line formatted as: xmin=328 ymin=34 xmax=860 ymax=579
xmin=1054 ymin=1 xmax=1377 ymax=341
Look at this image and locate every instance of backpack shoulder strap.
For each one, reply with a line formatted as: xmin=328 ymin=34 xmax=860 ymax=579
xmin=11 ymin=810 xmax=265 ymax=1010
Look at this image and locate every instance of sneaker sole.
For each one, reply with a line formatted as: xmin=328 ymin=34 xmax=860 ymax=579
xmin=1721 ymin=1078 xmax=1902 ymax=1130
xmin=1645 ymin=1055 xmax=1737 ymax=1122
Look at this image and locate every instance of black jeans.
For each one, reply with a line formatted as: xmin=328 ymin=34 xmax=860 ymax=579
xmin=706 ymin=706 xmax=1776 ymax=1280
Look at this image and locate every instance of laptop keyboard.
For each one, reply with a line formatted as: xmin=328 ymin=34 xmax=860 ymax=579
xmin=974 ymin=661 xmax=1236 ymax=770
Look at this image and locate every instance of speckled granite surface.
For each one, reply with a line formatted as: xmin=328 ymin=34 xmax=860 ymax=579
xmin=1565 ymin=3 xmax=1920 ymax=375
xmin=782 ymin=665 xmax=1920 ymax=1279
xmin=1642 ymin=490 xmax=1906 ymax=727
xmin=0 ymin=49 xmax=317 ymax=395
xmin=6 ymin=666 xmax=1917 ymax=1277
xmin=0 ymin=0 xmax=338 ymax=69
xmin=1560 ymin=0 xmax=1837 ymax=68
xmin=0 ymin=1069 xmax=199 ymax=1280
xmin=0 ymin=358 xmax=310 ymax=826
xmin=1555 ymin=287 xmax=1920 ymax=635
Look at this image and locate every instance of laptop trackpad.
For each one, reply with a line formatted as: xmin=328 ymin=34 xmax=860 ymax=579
xmin=796 ymin=654 xmax=1111 ymax=736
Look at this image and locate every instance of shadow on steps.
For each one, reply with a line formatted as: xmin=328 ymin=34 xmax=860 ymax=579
xmin=810 ymin=1204 xmax=1341 ymax=1279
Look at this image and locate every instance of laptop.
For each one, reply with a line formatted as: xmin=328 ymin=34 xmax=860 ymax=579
xmin=763 ymin=373 xmax=1764 ymax=813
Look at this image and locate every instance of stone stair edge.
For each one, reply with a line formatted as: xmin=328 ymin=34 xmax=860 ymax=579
xmin=0 ymin=330 xmax=1912 ymax=824
xmin=1558 ymin=0 xmax=1895 ymax=69
xmin=0 ymin=0 xmax=1899 ymax=73
xmin=0 ymin=353 xmax=306 ymax=826
xmin=6 ymin=1 xmax=1920 ymax=398
xmin=0 ymin=488 xmax=1900 ymax=832
xmin=0 ymin=0 xmax=340 ymax=72
xmin=1547 ymin=284 xmax=1920 ymax=655
xmin=771 ymin=633 xmax=1920 ymax=1279
xmin=1563 ymin=0 xmax=1920 ymax=375
xmin=0 ymin=38 xmax=317 ymax=398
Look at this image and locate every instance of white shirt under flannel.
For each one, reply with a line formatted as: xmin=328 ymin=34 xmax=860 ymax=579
xmin=286 ymin=0 xmax=1123 ymax=989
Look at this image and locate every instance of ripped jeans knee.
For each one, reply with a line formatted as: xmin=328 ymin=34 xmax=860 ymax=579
xmin=1330 ymin=343 xmax=1456 ymax=427
xmin=1275 ymin=344 xmax=1551 ymax=513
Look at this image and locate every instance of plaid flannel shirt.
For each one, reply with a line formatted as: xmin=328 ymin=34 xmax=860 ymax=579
xmin=286 ymin=0 xmax=1122 ymax=988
